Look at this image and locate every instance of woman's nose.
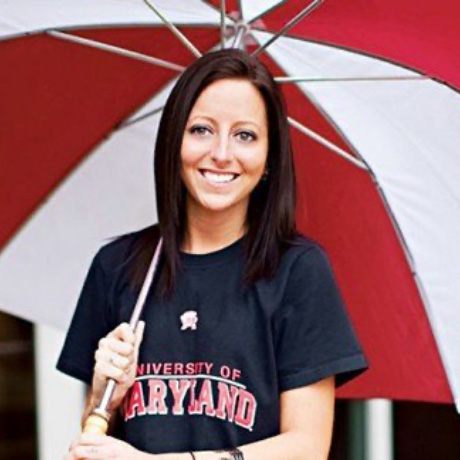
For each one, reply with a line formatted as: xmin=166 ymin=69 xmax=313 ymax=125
xmin=210 ymin=137 xmax=233 ymax=164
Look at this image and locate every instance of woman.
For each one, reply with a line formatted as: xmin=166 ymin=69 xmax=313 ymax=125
xmin=59 ymin=48 xmax=368 ymax=459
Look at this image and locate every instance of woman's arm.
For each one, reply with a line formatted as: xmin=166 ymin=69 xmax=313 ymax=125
xmin=152 ymin=376 xmax=335 ymax=460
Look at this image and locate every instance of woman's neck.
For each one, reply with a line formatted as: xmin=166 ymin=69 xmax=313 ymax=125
xmin=181 ymin=201 xmax=248 ymax=254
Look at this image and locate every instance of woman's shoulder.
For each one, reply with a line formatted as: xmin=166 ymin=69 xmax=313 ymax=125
xmin=272 ymin=232 xmax=338 ymax=292
xmin=282 ymin=232 xmax=329 ymax=266
xmin=256 ymin=234 xmax=337 ymax=314
xmin=258 ymin=232 xmax=333 ymax=293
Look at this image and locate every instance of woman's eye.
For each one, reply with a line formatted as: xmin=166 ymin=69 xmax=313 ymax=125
xmin=237 ymin=131 xmax=256 ymax=142
xmin=190 ymin=125 xmax=211 ymax=136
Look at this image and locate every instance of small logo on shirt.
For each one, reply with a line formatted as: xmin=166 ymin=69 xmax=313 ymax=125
xmin=180 ymin=310 xmax=198 ymax=330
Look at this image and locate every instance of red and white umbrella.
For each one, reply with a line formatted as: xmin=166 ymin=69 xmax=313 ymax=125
xmin=1 ymin=0 xmax=459 ymax=411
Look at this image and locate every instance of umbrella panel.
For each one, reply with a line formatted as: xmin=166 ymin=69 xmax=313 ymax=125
xmin=0 ymin=27 xmax=219 ymax=251
xmin=205 ymin=0 xmax=241 ymax=17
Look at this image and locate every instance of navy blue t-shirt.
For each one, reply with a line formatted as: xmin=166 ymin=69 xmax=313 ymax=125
xmin=57 ymin=227 xmax=368 ymax=453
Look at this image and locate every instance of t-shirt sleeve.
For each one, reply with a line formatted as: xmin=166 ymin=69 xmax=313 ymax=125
xmin=274 ymin=245 xmax=368 ymax=392
xmin=56 ymin=249 xmax=114 ymax=385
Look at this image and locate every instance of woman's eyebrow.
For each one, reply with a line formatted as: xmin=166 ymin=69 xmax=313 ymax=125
xmin=235 ymin=120 xmax=261 ymax=129
xmin=189 ymin=115 xmax=215 ymax=124
xmin=189 ymin=115 xmax=261 ymax=128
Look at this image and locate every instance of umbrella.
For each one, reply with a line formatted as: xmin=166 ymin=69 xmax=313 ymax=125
xmin=0 ymin=0 xmax=459 ymax=411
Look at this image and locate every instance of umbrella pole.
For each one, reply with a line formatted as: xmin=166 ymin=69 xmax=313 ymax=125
xmin=82 ymin=237 xmax=164 ymax=434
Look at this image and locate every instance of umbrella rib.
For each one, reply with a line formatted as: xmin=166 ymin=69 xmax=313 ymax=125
xmin=251 ymin=0 xmax=323 ymax=57
xmin=232 ymin=23 xmax=249 ymax=49
xmin=47 ymin=30 xmax=185 ymax=71
xmin=251 ymin=27 xmax=453 ymax=90
xmin=288 ymin=116 xmax=369 ymax=170
xmin=119 ymin=105 xmax=165 ymax=129
xmin=276 ymin=75 xmax=429 ymax=83
xmin=220 ymin=0 xmax=226 ymax=49
xmin=142 ymin=0 xmax=202 ymax=58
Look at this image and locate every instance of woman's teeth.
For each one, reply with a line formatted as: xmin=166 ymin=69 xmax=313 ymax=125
xmin=202 ymin=171 xmax=238 ymax=183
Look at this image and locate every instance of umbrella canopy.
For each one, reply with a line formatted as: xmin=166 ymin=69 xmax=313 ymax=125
xmin=1 ymin=0 xmax=459 ymax=410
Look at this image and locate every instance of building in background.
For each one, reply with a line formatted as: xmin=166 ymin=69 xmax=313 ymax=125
xmin=0 ymin=312 xmax=36 ymax=459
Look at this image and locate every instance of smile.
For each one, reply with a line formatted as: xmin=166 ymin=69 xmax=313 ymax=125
xmin=199 ymin=169 xmax=240 ymax=184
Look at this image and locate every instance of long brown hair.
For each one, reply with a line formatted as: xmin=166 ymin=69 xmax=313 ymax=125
xmin=129 ymin=48 xmax=298 ymax=296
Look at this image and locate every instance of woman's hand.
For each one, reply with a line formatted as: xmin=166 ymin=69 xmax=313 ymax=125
xmin=91 ymin=321 xmax=145 ymax=410
xmin=64 ymin=433 xmax=147 ymax=459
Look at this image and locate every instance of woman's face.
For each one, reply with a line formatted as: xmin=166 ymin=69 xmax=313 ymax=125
xmin=180 ymin=78 xmax=269 ymax=219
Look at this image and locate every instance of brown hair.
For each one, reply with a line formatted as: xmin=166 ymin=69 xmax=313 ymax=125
xmin=129 ymin=48 xmax=298 ymax=296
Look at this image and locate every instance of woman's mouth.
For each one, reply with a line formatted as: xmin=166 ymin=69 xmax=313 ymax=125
xmin=199 ymin=169 xmax=240 ymax=184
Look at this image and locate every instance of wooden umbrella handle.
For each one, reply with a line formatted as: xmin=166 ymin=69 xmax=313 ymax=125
xmin=83 ymin=410 xmax=110 ymax=435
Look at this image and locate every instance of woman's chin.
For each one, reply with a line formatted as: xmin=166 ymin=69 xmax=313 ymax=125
xmin=192 ymin=197 xmax=247 ymax=215
xmin=200 ymin=202 xmax=236 ymax=213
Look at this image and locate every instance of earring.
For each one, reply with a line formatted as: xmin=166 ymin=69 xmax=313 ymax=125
xmin=261 ymin=168 xmax=269 ymax=181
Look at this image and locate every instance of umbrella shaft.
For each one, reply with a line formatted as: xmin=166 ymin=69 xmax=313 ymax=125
xmin=82 ymin=237 xmax=164 ymax=434
xmin=98 ymin=378 xmax=117 ymax=413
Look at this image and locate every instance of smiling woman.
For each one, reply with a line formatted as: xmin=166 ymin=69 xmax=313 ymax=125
xmin=145 ymin=48 xmax=299 ymax=285
xmin=57 ymin=49 xmax=368 ymax=460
